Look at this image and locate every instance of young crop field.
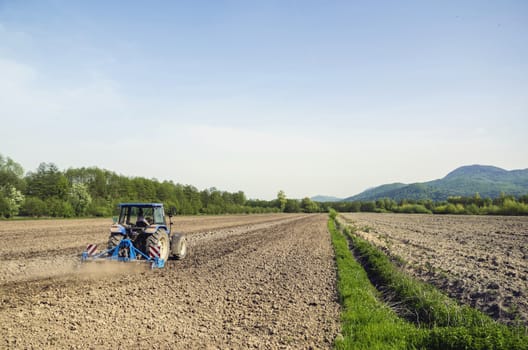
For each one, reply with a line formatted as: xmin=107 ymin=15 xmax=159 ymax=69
xmin=340 ymin=213 xmax=528 ymax=327
xmin=0 ymin=214 xmax=339 ymax=349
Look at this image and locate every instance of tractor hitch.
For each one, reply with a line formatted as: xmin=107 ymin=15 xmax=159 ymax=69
xmin=81 ymin=238 xmax=165 ymax=269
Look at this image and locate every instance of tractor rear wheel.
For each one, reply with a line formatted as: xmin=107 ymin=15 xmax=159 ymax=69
xmin=146 ymin=229 xmax=170 ymax=261
xmin=107 ymin=234 xmax=124 ymax=251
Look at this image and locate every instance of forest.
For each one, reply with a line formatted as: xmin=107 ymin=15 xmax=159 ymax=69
xmin=0 ymin=154 xmax=294 ymax=218
xmin=1 ymin=153 xmax=527 ymax=218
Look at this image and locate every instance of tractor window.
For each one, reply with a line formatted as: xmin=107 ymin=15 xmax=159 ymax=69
xmin=137 ymin=207 xmax=154 ymax=225
xmin=118 ymin=207 xmax=130 ymax=225
xmin=153 ymin=207 xmax=165 ymax=225
xmin=118 ymin=206 xmax=155 ymax=226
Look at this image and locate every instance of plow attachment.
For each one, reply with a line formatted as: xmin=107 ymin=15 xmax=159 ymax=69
xmin=81 ymin=238 xmax=165 ymax=269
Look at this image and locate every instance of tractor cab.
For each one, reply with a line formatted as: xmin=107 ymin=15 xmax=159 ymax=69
xmin=117 ymin=203 xmax=166 ymax=228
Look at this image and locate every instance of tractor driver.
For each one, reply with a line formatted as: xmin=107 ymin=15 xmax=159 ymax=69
xmin=136 ymin=208 xmax=150 ymax=227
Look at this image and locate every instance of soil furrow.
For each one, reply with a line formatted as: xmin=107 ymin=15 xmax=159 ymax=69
xmin=341 ymin=213 xmax=528 ymax=326
xmin=1 ymin=214 xmax=339 ymax=349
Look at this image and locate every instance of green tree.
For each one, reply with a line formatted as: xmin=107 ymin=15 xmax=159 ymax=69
xmin=0 ymin=154 xmax=25 ymax=190
xmin=25 ymin=163 xmax=68 ymax=199
xmin=349 ymin=201 xmax=361 ymax=212
xmin=474 ymin=192 xmax=482 ymax=207
xmin=277 ymin=190 xmax=287 ymax=212
xmin=45 ymin=197 xmax=74 ymax=217
xmin=157 ymin=181 xmax=175 ymax=202
xmin=183 ymin=185 xmax=202 ymax=214
xmin=360 ymin=201 xmax=376 ymax=212
xmin=0 ymin=185 xmax=24 ymax=218
xmin=20 ymin=197 xmax=47 ymax=217
xmin=233 ymin=191 xmax=247 ymax=206
xmin=284 ymin=199 xmax=301 ymax=213
xmin=69 ymin=183 xmax=92 ymax=216
xmin=0 ymin=154 xmax=26 ymax=218
xmin=301 ymin=197 xmax=320 ymax=213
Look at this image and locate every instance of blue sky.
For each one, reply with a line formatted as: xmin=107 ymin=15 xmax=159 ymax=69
xmin=1 ymin=1 xmax=527 ymax=199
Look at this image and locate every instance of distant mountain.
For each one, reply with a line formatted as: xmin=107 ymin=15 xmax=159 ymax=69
xmin=311 ymin=195 xmax=343 ymax=202
xmin=345 ymin=183 xmax=407 ymax=201
xmin=345 ymin=165 xmax=528 ymax=202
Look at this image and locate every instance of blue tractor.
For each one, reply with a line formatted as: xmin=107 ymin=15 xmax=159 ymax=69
xmin=82 ymin=203 xmax=187 ymax=268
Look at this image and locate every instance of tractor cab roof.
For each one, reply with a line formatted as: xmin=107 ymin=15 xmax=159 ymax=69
xmin=118 ymin=203 xmax=164 ymax=208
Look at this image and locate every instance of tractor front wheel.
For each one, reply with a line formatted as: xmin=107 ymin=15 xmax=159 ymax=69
xmin=146 ymin=229 xmax=170 ymax=261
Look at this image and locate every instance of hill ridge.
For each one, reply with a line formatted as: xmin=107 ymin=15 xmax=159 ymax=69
xmin=344 ymin=165 xmax=528 ymax=202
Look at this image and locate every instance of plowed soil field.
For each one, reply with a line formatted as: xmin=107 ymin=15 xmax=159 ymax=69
xmin=0 ymin=214 xmax=340 ymax=349
xmin=340 ymin=213 xmax=528 ymax=326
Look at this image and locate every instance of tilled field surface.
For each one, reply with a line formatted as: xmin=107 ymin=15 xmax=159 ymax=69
xmin=0 ymin=214 xmax=340 ymax=349
xmin=340 ymin=213 xmax=528 ymax=325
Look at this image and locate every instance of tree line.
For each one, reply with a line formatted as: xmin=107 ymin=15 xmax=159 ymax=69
xmin=2 ymin=153 xmax=527 ymax=218
xmin=0 ymin=154 xmax=322 ymax=218
xmin=324 ymin=193 xmax=528 ymax=216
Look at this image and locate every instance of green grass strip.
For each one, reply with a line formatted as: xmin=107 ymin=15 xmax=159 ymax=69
xmin=335 ymin=218 xmax=528 ymax=350
xmin=345 ymin=224 xmax=489 ymax=328
xmin=329 ymin=219 xmax=426 ymax=349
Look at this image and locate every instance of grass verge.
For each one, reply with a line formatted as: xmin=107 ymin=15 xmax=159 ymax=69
xmin=330 ymin=216 xmax=528 ymax=349
xmin=330 ymin=219 xmax=425 ymax=349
